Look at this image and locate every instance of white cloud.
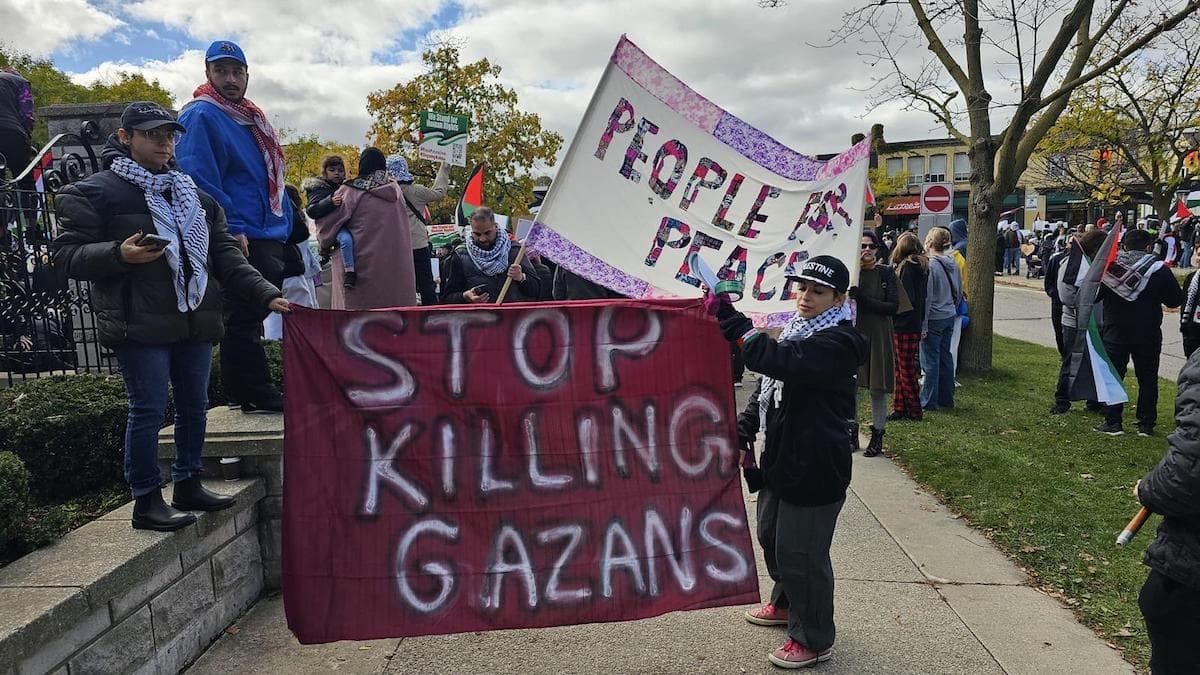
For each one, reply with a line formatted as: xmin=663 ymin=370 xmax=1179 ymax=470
xmin=62 ymin=0 xmax=1056 ymax=170
xmin=0 ymin=0 xmax=123 ymax=56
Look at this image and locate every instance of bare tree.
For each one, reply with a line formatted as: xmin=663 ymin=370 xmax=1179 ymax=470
xmin=1036 ymin=17 xmax=1200 ymax=219
xmin=765 ymin=0 xmax=1200 ymax=371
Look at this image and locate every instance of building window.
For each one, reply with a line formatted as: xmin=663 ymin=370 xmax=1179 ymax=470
xmin=885 ymin=157 xmax=902 ymax=177
xmin=928 ymin=154 xmax=947 ymax=182
xmin=954 ymin=153 xmax=970 ymax=181
xmin=906 ymin=156 xmax=925 ymax=185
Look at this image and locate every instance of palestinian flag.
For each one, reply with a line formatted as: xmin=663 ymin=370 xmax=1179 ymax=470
xmin=1064 ymin=221 xmax=1128 ymax=405
xmin=456 ymin=162 xmax=484 ymax=227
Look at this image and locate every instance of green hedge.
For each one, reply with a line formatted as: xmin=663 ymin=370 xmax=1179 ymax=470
xmin=0 ymin=452 xmax=30 ymax=551
xmin=206 ymin=341 xmax=284 ymax=408
xmin=0 ymin=376 xmax=127 ymax=503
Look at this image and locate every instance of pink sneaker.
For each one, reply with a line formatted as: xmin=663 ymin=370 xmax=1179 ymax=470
xmin=744 ymin=602 xmax=789 ymax=626
xmin=767 ymin=638 xmax=833 ymax=669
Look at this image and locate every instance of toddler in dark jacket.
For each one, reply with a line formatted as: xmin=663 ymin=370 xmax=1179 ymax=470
xmin=302 ymin=155 xmax=357 ymax=287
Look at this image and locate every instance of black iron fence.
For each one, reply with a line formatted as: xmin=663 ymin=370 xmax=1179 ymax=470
xmin=1 ymin=123 xmax=113 ymax=386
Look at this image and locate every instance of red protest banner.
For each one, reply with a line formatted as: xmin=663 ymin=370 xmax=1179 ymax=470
xmin=280 ymin=299 xmax=759 ymax=644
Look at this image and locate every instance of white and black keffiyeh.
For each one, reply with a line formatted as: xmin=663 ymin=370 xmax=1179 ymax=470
xmin=1185 ymin=271 xmax=1200 ymax=326
xmin=757 ymin=301 xmax=852 ymax=428
xmin=466 ymin=230 xmax=512 ymax=276
xmin=110 ymin=156 xmax=210 ymax=312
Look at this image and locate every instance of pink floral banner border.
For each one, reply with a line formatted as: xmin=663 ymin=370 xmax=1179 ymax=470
xmin=611 ymin=35 xmax=868 ymax=180
xmin=528 ymin=222 xmax=796 ymax=328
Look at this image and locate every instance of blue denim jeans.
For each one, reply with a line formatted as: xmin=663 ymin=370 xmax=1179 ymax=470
xmin=115 ymin=341 xmax=213 ymax=497
xmin=336 ymin=227 xmax=356 ymax=272
xmin=920 ymin=316 xmax=956 ymax=410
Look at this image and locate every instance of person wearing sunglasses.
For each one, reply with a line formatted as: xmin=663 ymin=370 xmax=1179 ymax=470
xmin=53 ymin=101 xmax=289 ymax=532
xmin=851 ymin=229 xmax=899 ymax=456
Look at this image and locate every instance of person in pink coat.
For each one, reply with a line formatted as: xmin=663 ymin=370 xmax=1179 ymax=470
xmin=316 ymin=147 xmax=417 ymax=310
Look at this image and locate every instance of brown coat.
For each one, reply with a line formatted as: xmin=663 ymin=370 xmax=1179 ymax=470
xmin=316 ymin=180 xmax=417 ymax=310
xmin=855 ymin=265 xmax=898 ymax=392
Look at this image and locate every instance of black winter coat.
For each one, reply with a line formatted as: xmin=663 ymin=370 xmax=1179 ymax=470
xmin=736 ymin=323 xmax=869 ymax=506
xmin=1099 ymin=265 xmax=1183 ymax=345
xmin=893 ymin=259 xmax=927 ymax=333
xmin=440 ymin=246 xmax=544 ymax=304
xmin=1139 ymin=349 xmax=1200 ymax=591
xmin=53 ymin=150 xmax=281 ymax=348
xmin=302 ymin=177 xmax=339 ymax=221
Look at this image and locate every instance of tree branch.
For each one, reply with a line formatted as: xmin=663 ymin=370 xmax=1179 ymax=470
xmin=907 ymin=0 xmax=972 ymax=92
xmin=1039 ymin=0 xmax=1200 ymax=112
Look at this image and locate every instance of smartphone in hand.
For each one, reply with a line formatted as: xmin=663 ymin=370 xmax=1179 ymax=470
xmin=137 ymin=233 xmax=172 ymax=250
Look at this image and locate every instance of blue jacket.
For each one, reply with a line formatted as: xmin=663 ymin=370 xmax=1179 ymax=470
xmin=175 ymin=100 xmax=291 ymax=242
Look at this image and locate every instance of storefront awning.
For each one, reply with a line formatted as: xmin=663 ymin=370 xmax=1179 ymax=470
xmin=881 ymin=196 xmax=920 ymax=215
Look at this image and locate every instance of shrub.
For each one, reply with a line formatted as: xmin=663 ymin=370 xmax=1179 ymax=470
xmin=0 ymin=452 xmax=30 ymax=551
xmin=0 ymin=376 xmax=127 ymax=503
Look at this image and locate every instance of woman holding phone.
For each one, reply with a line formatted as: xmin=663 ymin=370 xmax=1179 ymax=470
xmin=53 ymin=101 xmax=289 ymax=532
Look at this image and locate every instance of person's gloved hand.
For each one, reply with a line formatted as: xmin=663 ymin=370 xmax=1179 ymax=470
xmin=737 ymin=431 xmax=754 ymax=455
xmin=719 ymin=312 xmax=754 ymax=343
xmin=715 ymin=295 xmax=737 ymax=320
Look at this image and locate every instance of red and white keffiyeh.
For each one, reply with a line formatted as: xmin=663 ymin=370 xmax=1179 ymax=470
xmin=190 ymin=82 xmax=286 ymax=216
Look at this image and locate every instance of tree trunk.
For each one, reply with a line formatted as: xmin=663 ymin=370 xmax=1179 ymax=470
xmin=959 ymin=107 xmax=998 ymax=373
xmin=1153 ymin=192 xmax=1172 ymax=223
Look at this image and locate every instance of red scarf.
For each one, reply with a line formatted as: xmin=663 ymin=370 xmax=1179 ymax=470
xmin=191 ymin=82 xmax=286 ymax=217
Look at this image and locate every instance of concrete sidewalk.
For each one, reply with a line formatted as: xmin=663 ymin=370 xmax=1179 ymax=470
xmin=188 ymin=453 xmax=1132 ymax=674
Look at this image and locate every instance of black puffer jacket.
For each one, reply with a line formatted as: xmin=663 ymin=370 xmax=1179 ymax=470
xmin=1139 ymin=349 xmax=1200 ymax=590
xmin=440 ymin=245 xmax=543 ymax=304
xmin=736 ymin=322 xmax=869 ymax=506
xmin=301 ymin=177 xmax=339 ymax=221
xmin=52 ymin=137 xmax=281 ymax=347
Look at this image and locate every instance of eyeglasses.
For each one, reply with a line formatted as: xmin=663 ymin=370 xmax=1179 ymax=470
xmin=861 ymin=243 xmax=877 ymax=250
xmin=137 ymin=128 xmax=179 ymax=144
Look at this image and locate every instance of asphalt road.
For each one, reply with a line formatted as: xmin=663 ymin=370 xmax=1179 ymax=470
xmin=992 ymin=283 xmax=1187 ymax=382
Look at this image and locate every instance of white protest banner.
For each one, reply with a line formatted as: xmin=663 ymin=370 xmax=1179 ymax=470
xmin=530 ymin=36 xmax=870 ymax=326
xmin=418 ymin=111 xmax=470 ymax=167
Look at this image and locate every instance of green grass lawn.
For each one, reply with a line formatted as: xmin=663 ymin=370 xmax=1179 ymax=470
xmin=872 ymin=334 xmax=1179 ymax=670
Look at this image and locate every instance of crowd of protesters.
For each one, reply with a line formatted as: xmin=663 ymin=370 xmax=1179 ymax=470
xmin=7 ymin=35 xmax=1200 ymax=670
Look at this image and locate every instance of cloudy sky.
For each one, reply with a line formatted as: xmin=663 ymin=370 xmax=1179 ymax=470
xmin=3 ymin=0 xmax=1004 ymax=163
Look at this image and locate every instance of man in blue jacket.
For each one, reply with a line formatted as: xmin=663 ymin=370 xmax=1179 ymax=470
xmin=175 ymin=40 xmax=290 ymax=413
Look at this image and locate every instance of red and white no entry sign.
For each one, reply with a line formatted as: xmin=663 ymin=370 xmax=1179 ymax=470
xmin=921 ymin=184 xmax=952 ymax=214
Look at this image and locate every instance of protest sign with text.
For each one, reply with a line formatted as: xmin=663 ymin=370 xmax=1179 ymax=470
xmin=418 ymin=110 xmax=470 ymax=167
xmin=281 ymin=301 xmax=759 ymax=643
xmin=531 ymin=37 xmax=870 ymax=326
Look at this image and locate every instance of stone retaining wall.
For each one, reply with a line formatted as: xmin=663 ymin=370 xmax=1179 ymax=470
xmin=0 ymin=480 xmax=264 ymax=674
xmin=159 ymin=408 xmax=284 ymax=590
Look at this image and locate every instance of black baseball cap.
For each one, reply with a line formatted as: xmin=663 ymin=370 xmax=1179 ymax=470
xmin=120 ymin=101 xmax=185 ymax=133
xmin=786 ymin=255 xmax=850 ymax=294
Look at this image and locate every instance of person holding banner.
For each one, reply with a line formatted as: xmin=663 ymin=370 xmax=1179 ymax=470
xmin=441 ymin=206 xmax=543 ymax=303
xmin=1134 ymin=351 xmax=1200 ymax=672
xmin=720 ymin=256 xmax=868 ymax=669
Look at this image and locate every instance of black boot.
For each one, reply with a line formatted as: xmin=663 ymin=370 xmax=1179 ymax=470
xmin=344 ymin=270 xmax=358 ymax=289
xmin=864 ymin=426 xmax=885 ymax=457
xmin=133 ymin=489 xmax=196 ymax=531
xmin=848 ymin=421 xmax=860 ymax=451
xmin=241 ymin=388 xmax=283 ymax=414
xmin=172 ymin=478 xmax=236 ymax=512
